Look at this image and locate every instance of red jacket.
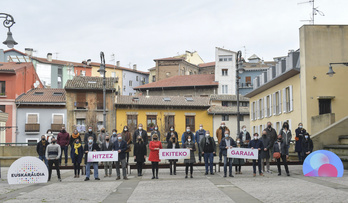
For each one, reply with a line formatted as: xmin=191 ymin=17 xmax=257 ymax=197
xmin=148 ymin=141 xmax=162 ymax=162
xmin=57 ymin=132 xmax=70 ymax=146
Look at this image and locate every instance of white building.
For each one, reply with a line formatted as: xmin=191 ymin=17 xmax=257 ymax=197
xmin=214 ymin=47 xmax=237 ymax=95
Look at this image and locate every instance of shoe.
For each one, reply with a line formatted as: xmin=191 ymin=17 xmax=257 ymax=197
xmin=239 ymin=172 xmax=243 ymax=174
xmin=90 ymin=170 xmax=93 ymax=174
xmin=287 ymin=173 xmax=290 ymax=176
xmin=174 ymin=172 xmax=176 ymax=175
xmin=190 ymin=175 xmax=193 ymax=178
xmin=267 ymin=170 xmax=271 ymax=173
xmin=185 ymin=175 xmax=188 ymax=179
xmin=95 ymin=178 xmax=100 ymax=180
xmin=59 ymin=178 xmax=62 ymax=182
xmin=170 ymin=172 xmax=172 ymax=175
xmin=104 ymin=175 xmax=108 ymax=178
xmin=260 ymin=173 xmax=264 ymax=176
xmin=116 ymin=176 xmax=121 ymax=180
xmin=109 ymin=174 xmax=112 ymax=177
xmin=74 ymin=175 xmax=77 ymax=178
xmin=124 ymin=177 xmax=128 ymax=180
xmin=223 ymin=174 xmax=227 ymax=177
xmin=205 ymin=172 xmax=208 ymax=175
xmin=139 ymin=174 xmax=142 ymax=176
xmin=48 ymin=179 xmax=51 ymax=181
xmin=151 ymin=176 xmax=155 ymax=179
xmin=65 ymin=163 xmax=67 ymax=166
xmin=278 ymin=173 xmax=281 ymax=176
xmin=84 ymin=177 xmax=90 ymax=181
xmin=253 ymin=173 xmax=256 ymax=177
xmin=77 ymin=175 xmax=80 ymax=178
xmin=229 ymin=174 xmax=234 ymax=177
xmin=156 ymin=176 xmax=158 ymax=179
xmin=210 ymin=172 xmax=214 ymax=175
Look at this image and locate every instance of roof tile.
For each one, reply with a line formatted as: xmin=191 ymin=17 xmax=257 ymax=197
xmin=15 ymin=88 xmax=66 ymax=104
xmin=65 ymin=76 xmax=116 ymax=90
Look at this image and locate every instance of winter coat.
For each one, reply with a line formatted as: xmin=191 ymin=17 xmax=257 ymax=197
xmin=134 ymin=142 xmax=147 ymax=163
xmin=57 ymin=131 xmax=70 ymax=147
xmin=301 ymin=138 xmax=313 ymax=157
xmin=295 ymin=128 xmax=307 ymax=152
xmin=219 ymin=137 xmax=237 ymax=156
xmin=69 ymin=134 xmax=82 ymax=146
xmin=71 ymin=144 xmax=83 ymax=164
xmin=263 ymin=127 xmax=278 ymax=148
xmin=101 ymin=141 xmax=114 ymax=151
xmin=199 ymin=136 xmax=216 ymax=154
xmin=84 ymin=131 xmax=97 ymax=144
xmin=110 ymin=134 xmax=118 ymax=145
xmin=166 ymin=131 xmax=178 ymax=143
xmin=260 ymin=135 xmax=271 ymax=159
xmin=232 ymin=145 xmax=245 ymax=165
xmin=248 ymin=139 xmax=264 ymax=155
xmin=133 ymin=129 xmax=148 ymax=145
xmin=238 ymin=131 xmax=251 ymax=147
xmin=183 ymin=141 xmax=196 ymax=164
xmin=216 ymin=126 xmax=230 ymax=144
xmin=113 ymin=140 xmax=127 ymax=160
xmin=195 ymin=129 xmax=206 ymax=145
xmin=121 ymin=131 xmax=132 ymax=152
xmin=148 ymin=141 xmax=162 ymax=162
xmin=97 ymin=132 xmax=108 ymax=146
xmin=84 ymin=143 xmax=100 ymax=163
xmin=167 ymin=137 xmax=180 ymax=162
xmin=273 ymin=140 xmax=288 ymax=156
xmin=37 ymin=140 xmax=48 ymax=156
xmin=181 ymin=131 xmax=195 ymax=146
xmin=279 ymin=129 xmax=292 ymax=146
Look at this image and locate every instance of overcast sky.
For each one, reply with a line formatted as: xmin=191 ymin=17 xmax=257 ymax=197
xmin=2 ymin=0 xmax=347 ymax=71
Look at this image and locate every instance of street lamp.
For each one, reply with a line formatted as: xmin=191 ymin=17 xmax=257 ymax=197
xmin=326 ymin=62 xmax=348 ymax=77
xmin=0 ymin=13 xmax=18 ymax=48
xmin=97 ymin=51 xmax=107 ymax=130
xmin=236 ymin=51 xmax=245 ymax=137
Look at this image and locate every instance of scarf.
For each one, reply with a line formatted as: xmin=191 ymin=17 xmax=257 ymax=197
xmin=74 ymin=143 xmax=81 ymax=155
xmin=72 ymin=132 xmax=80 ymax=139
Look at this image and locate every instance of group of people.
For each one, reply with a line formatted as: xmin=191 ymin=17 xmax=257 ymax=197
xmin=36 ymin=121 xmax=313 ymax=182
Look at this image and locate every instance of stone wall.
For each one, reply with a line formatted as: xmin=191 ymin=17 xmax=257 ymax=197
xmin=311 ymin=113 xmax=335 ymax=135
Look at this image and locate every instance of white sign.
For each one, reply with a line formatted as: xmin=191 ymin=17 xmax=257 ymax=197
xmin=87 ymin=151 xmax=118 ymax=162
xmin=7 ymin=156 xmax=48 ymax=185
xmin=227 ymin=148 xmax=259 ymax=160
xmin=159 ymin=149 xmax=190 ymax=160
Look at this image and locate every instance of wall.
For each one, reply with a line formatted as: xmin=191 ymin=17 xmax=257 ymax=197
xmin=212 ymin=114 xmax=250 ymax=140
xmin=215 ymin=48 xmax=237 ymax=94
xmin=239 ymin=70 xmax=265 ymax=95
xmin=136 ymin=87 xmax=217 ymax=97
xmin=91 ymin=65 xmax=123 ymax=94
xmin=183 ymin=51 xmax=204 ymax=65
xmin=122 ymin=70 xmax=149 ymax=96
xmin=149 ymin=69 xmax=156 ymax=83
xmin=311 ymin=113 xmax=335 ymax=135
xmin=156 ymin=60 xmax=199 ymax=81
xmin=199 ymin=66 xmax=215 ymax=75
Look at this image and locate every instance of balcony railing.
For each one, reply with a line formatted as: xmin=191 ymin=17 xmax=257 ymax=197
xmin=25 ymin=123 xmax=40 ymax=132
xmin=51 ymin=124 xmax=65 ymax=132
xmin=74 ymin=102 xmax=88 ymax=109
xmin=239 ymin=83 xmax=253 ymax=88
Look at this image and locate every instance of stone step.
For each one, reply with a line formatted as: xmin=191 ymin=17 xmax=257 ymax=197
xmin=323 ymin=145 xmax=348 ymax=156
xmin=338 ymin=156 xmax=348 ymax=170
xmin=339 ymin=135 xmax=348 ymax=145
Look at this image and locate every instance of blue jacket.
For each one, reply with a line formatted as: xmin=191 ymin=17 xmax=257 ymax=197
xmin=248 ymin=139 xmax=264 ymax=155
xmin=71 ymin=144 xmax=84 ymax=164
xmin=195 ymin=129 xmax=206 ymax=145
xmin=113 ymin=140 xmax=128 ymax=160
xmin=181 ymin=131 xmax=195 ymax=146
xmin=219 ymin=138 xmax=237 ymax=156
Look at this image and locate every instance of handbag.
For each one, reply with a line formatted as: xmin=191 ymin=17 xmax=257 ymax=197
xmin=273 ymin=152 xmax=281 ymax=159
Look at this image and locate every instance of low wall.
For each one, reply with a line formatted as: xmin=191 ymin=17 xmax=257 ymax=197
xmin=311 ymin=113 xmax=335 ymax=135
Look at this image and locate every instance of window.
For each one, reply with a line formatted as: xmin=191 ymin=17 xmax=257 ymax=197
xmin=136 ymin=76 xmax=139 ymax=81
xmin=97 ymin=121 xmax=103 ymax=131
xmin=189 ymin=71 xmax=193 ymax=75
xmin=129 ymin=93 xmax=133 ymax=96
xmin=152 ymin=75 xmax=156 ymax=82
xmin=165 ymin=115 xmax=175 ymax=132
xmin=239 ymin=115 xmax=244 ymax=121
xmin=27 ymin=114 xmax=38 ymax=124
xmin=76 ymin=119 xmax=86 ymax=132
xmin=266 ymin=95 xmax=271 ymax=117
xmin=319 ymin=99 xmax=331 ymax=115
xmin=52 ymin=114 xmax=63 ymax=124
xmin=275 ymin=91 xmax=281 ymax=115
xmin=219 ymin=55 xmax=233 ymax=62
xmin=129 ymin=80 xmax=133 ymax=87
xmin=222 ymin=101 xmax=232 ymax=107
xmin=222 ymin=115 xmax=229 ymax=121
xmin=222 ymin=69 xmax=228 ymax=76
xmin=241 ymin=102 xmax=248 ymax=107
xmin=0 ymin=81 xmax=5 ymax=95
xmin=147 ymin=115 xmax=157 ymax=132
xmin=245 ymin=76 xmax=251 ymax=85
xmin=0 ymin=105 xmax=5 ymax=112
xmin=252 ymin=102 xmax=256 ymax=120
xmin=111 ymin=72 xmax=116 ymax=78
xmin=222 ymin=85 xmax=228 ymax=94
xmin=127 ymin=115 xmax=138 ymax=132
xmin=185 ymin=116 xmax=195 ymax=132
xmin=259 ymin=99 xmax=263 ymax=119
xmin=283 ymin=86 xmax=293 ymax=113
xmin=27 ymin=139 xmax=39 ymax=146
xmin=75 ymin=92 xmax=87 ymax=109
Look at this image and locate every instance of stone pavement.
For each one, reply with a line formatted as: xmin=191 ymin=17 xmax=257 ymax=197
xmin=0 ymin=164 xmax=347 ymax=203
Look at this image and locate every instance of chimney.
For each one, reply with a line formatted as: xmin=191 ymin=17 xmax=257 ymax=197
xmin=116 ymin=61 xmax=120 ymax=68
xmin=86 ymin=59 xmax=91 ymax=66
xmin=133 ymin=64 xmax=137 ymax=70
xmin=25 ymin=48 xmax=33 ymax=56
xmin=47 ymin=53 xmax=52 ymax=62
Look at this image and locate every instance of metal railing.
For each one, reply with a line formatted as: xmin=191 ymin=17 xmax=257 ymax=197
xmin=25 ymin=123 xmax=40 ymax=132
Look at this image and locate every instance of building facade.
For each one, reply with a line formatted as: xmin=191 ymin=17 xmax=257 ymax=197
xmin=215 ymin=47 xmax=237 ymax=95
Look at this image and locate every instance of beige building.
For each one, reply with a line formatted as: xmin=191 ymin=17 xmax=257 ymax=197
xmin=0 ymin=111 xmax=9 ymax=143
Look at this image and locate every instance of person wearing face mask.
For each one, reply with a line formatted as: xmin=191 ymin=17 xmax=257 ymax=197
xmin=101 ymin=135 xmax=114 ymax=177
xmin=149 ymin=134 xmax=162 ymax=179
xmin=238 ymin=125 xmax=251 ymax=147
xmin=233 ymin=138 xmax=245 ymax=174
xmin=301 ymin=133 xmax=313 ymax=161
xmin=97 ymin=127 xmax=108 ymax=147
xmin=45 ymin=129 xmax=53 ymax=144
xmin=181 ymin=126 xmax=195 ymax=147
xmin=84 ymin=126 xmax=97 ymax=146
xmin=134 ymin=135 xmax=147 ymax=176
xmin=133 ymin=124 xmax=148 ymax=145
xmin=121 ymin=125 xmax=132 ymax=164
xmin=113 ymin=134 xmax=128 ymax=180
xmin=110 ymin=129 xmax=118 ymax=144
xmin=295 ymin=123 xmax=307 ymax=162
xmin=263 ymin=122 xmax=278 ymax=153
xmin=37 ymin=135 xmax=48 ymax=167
xmin=166 ymin=126 xmax=178 ymax=143
xmin=279 ymin=122 xmax=292 ymax=151
xmin=200 ymin=130 xmax=216 ymax=175
xmin=216 ymin=122 xmax=229 ymax=162
xmin=57 ymin=126 xmax=70 ymax=166
xmin=84 ymin=136 xmax=100 ymax=181
xmin=45 ymin=137 xmax=61 ymax=182
xmin=260 ymin=130 xmax=272 ymax=173
xmin=71 ymin=138 xmax=83 ymax=178
xmin=273 ymin=134 xmax=290 ymax=176
xmin=183 ymin=135 xmax=196 ymax=178
xmin=70 ymin=129 xmax=82 ymax=147
xmin=248 ymin=133 xmax=264 ymax=177
xmin=167 ymin=133 xmax=180 ymax=175
xmin=195 ymin=124 xmax=206 ymax=163
xmin=151 ymin=125 xmax=161 ymax=141
xmin=220 ymin=130 xmax=237 ymax=177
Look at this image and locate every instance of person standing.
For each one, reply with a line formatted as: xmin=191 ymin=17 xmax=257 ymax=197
xmin=219 ymin=130 xmax=237 ymax=177
xmin=238 ymin=125 xmax=251 ymax=148
xmin=57 ymin=126 xmax=70 ymax=166
xmin=113 ymin=134 xmax=128 ymax=180
xmin=183 ymin=135 xmax=196 ymax=179
xmin=134 ymin=135 xmax=147 ymax=176
xmin=181 ymin=126 xmax=195 ymax=146
xmin=84 ymin=136 xmax=100 ymax=181
xmin=273 ymin=135 xmax=290 ymax=176
xmin=71 ymin=139 xmax=83 ymax=178
xmin=233 ymin=138 xmax=245 ymax=174
xmin=45 ymin=137 xmax=61 ymax=182
xmin=301 ymin=133 xmax=313 ymax=161
xmin=46 ymin=129 xmax=53 ymax=143
xmin=260 ymin=130 xmax=272 ymax=173
xmin=195 ymin=124 xmax=206 ymax=163
xmin=84 ymin=126 xmax=97 ymax=144
xmin=101 ymin=135 xmax=114 ymax=177
xmin=249 ymin=133 xmax=264 ymax=177
xmin=216 ymin=122 xmax=229 ymax=162
xmin=166 ymin=126 xmax=178 ymax=143
xmin=279 ymin=122 xmax=292 ymax=151
xmin=70 ymin=129 xmax=82 ymax=147
xmin=151 ymin=125 xmax=161 ymax=141
xmin=149 ymin=134 xmax=162 ymax=179
xmin=295 ymin=123 xmax=307 ymax=162
xmin=200 ymin=130 xmax=216 ymax=175
xmin=133 ymin=124 xmax=148 ymax=145
xmin=110 ymin=129 xmax=118 ymax=144
xmin=167 ymin=133 xmax=180 ymax=175
xmin=98 ymin=127 xmax=108 ymax=147
xmin=37 ymin=135 xmax=48 ymax=167
xmin=121 ymin=126 xmax=132 ymax=164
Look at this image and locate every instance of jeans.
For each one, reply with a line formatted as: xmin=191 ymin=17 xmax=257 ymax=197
xmin=116 ymin=159 xmax=127 ymax=178
xmin=253 ymin=155 xmax=262 ymax=174
xmin=59 ymin=146 xmax=68 ymax=164
xmin=204 ymin=153 xmax=214 ymax=173
xmin=86 ymin=162 xmax=99 ymax=179
xmin=104 ymin=161 xmax=113 ymax=175
xmin=223 ymin=156 xmax=233 ymax=175
xmin=48 ymin=159 xmax=61 ymax=180
xmin=277 ymin=155 xmax=289 ymax=174
xmin=39 ymin=155 xmax=48 ymax=167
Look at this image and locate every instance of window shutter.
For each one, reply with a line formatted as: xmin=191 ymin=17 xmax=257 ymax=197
xmin=283 ymin=88 xmax=287 ymax=113
xmin=288 ymin=119 xmax=292 ymax=131
xmin=289 ymin=85 xmax=293 ymax=112
xmin=53 ymin=115 xmax=63 ymax=124
xmin=251 ymin=102 xmax=254 ymax=120
xmin=273 ymin=93 xmax=276 ymax=115
xmin=264 ymin=96 xmax=268 ymax=118
xmin=278 ymin=90 xmax=282 ymax=115
xmin=28 ymin=114 xmax=38 ymax=124
xmin=269 ymin=94 xmax=272 ymax=117
xmin=256 ymin=100 xmax=260 ymax=119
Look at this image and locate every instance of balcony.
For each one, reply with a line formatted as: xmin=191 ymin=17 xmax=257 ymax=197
xmin=0 ymin=92 xmax=7 ymax=97
xmin=74 ymin=102 xmax=88 ymax=109
xmin=25 ymin=123 xmax=40 ymax=132
xmin=97 ymin=102 xmax=104 ymax=110
xmin=239 ymin=83 xmax=253 ymax=89
xmin=51 ymin=124 xmax=65 ymax=132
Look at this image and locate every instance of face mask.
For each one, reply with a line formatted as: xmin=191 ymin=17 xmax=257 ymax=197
xmin=124 ymin=128 xmax=128 ymax=131
xmin=61 ymin=129 xmax=66 ymax=133
xmin=254 ymin=136 xmax=258 ymax=140
xmin=237 ymin=141 xmax=240 ymax=144
xmin=200 ymin=127 xmax=203 ymax=130
xmin=172 ymin=137 xmax=175 ymax=140
xmin=305 ymin=135 xmax=308 ymax=139
xmin=113 ymin=132 xmax=116 ymax=135
xmin=206 ymin=134 xmax=210 ymax=137
xmin=153 ymin=137 xmax=157 ymax=140
xmin=89 ymin=129 xmax=92 ymax=132
xmin=225 ymin=134 xmax=229 ymax=137
xmin=186 ymin=129 xmax=190 ymax=132
xmin=52 ymin=141 xmax=56 ymax=144
xmin=48 ymin=132 xmax=52 ymax=134
xmin=155 ymin=127 xmax=158 ymax=130
xmin=262 ymin=134 xmax=267 ymax=137
xmin=299 ymin=126 xmax=303 ymax=129
xmin=138 ymin=138 xmax=142 ymax=141
xmin=278 ymin=138 xmax=282 ymax=141
xmin=268 ymin=125 xmax=271 ymax=128
xmin=88 ymin=140 xmax=93 ymax=143
xmin=76 ymin=141 xmax=79 ymax=144
xmin=42 ymin=138 xmax=45 ymax=141
xmin=188 ymin=139 xmax=191 ymax=142
xmin=106 ymin=139 xmax=109 ymax=141
xmin=139 ymin=127 xmax=142 ymax=130
xmin=101 ymin=130 xmax=105 ymax=133
xmin=170 ymin=128 xmax=174 ymax=131
xmin=118 ymin=137 xmax=122 ymax=140
xmin=243 ymin=128 xmax=246 ymax=131
xmin=221 ymin=125 xmax=225 ymax=128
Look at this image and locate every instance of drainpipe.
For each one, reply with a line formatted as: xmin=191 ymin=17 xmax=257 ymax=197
xmin=15 ymin=102 xmax=20 ymax=143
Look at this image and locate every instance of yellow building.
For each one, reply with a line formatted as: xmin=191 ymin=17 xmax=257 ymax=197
xmin=115 ymin=95 xmax=212 ymax=142
xmin=90 ymin=62 xmax=123 ymax=93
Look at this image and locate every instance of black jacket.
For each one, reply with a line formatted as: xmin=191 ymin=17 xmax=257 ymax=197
xmin=133 ymin=142 xmax=147 ymax=163
xmin=84 ymin=131 xmax=97 ymax=144
xmin=264 ymin=127 xmax=278 ymax=147
xmin=101 ymin=141 xmax=114 ymax=151
xmin=238 ymin=131 xmax=251 ymax=145
xmin=219 ymin=138 xmax=237 ymax=156
xmin=167 ymin=139 xmax=180 ymax=149
xmin=273 ymin=140 xmax=288 ymax=156
xmin=133 ymin=129 xmax=148 ymax=145
xmin=84 ymin=143 xmax=100 ymax=163
xmin=37 ymin=140 xmax=48 ymax=156
xmin=199 ymin=136 xmax=216 ymax=153
xmin=301 ymin=138 xmax=313 ymax=156
xmin=166 ymin=131 xmax=178 ymax=143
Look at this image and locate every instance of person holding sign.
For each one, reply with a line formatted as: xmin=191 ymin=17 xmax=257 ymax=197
xmin=149 ymin=134 xmax=162 ymax=179
xmin=219 ymin=130 xmax=237 ymax=177
xmin=101 ymin=135 xmax=114 ymax=177
xmin=248 ymin=133 xmax=264 ymax=177
xmin=183 ymin=135 xmax=196 ymax=179
xmin=200 ymin=131 xmax=216 ymax=175
xmin=167 ymin=133 xmax=180 ymax=175
xmin=84 ymin=136 xmax=100 ymax=181
xmin=71 ymin=139 xmax=83 ymax=178
xmin=273 ymin=134 xmax=290 ymax=176
xmin=181 ymin=126 xmax=195 ymax=146
xmin=113 ymin=134 xmax=128 ymax=180
xmin=134 ymin=135 xmax=147 ymax=176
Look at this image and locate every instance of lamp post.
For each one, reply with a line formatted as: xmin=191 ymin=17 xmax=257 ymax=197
xmin=326 ymin=62 xmax=348 ymax=77
xmin=236 ymin=51 xmax=244 ymax=137
xmin=97 ymin=52 xmax=107 ymax=130
xmin=0 ymin=13 xmax=18 ymax=48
